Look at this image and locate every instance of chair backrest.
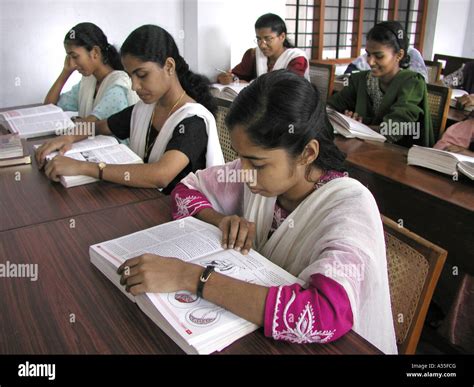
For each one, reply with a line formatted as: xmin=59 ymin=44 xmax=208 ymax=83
xmin=426 ymin=83 xmax=452 ymax=141
xmin=424 ymin=60 xmax=442 ymax=84
xmin=382 ymin=215 xmax=447 ymax=354
xmin=215 ymin=97 xmax=238 ymax=163
xmin=433 ymin=54 xmax=473 ymax=76
xmin=309 ymin=62 xmax=335 ymax=103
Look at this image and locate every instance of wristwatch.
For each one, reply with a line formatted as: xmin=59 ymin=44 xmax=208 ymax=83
xmin=97 ymin=162 xmax=107 ymax=180
xmin=196 ymin=265 xmax=215 ymax=298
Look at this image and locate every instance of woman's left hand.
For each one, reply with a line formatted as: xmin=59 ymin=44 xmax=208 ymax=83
xmin=117 ymin=254 xmax=201 ymax=295
xmin=44 ymin=155 xmax=85 ymax=182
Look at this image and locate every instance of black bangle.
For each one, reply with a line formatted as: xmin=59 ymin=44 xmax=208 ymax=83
xmin=196 ymin=265 xmax=215 ymax=298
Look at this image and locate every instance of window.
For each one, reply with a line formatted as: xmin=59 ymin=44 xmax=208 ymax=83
xmin=286 ymin=0 xmax=428 ymax=61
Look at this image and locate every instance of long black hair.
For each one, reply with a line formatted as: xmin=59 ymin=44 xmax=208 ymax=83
xmin=255 ymin=13 xmax=294 ymax=48
xmin=367 ymin=21 xmax=410 ymax=69
xmin=120 ymin=25 xmax=216 ymax=115
xmin=64 ymin=22 xmax=123 ymax=70
xmin=226 ymin=70 xmax=346 ymax=173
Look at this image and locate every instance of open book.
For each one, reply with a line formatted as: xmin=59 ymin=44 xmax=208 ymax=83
xmin=407 ymin=145 xmax=474 ymax=180
xmin=90 ymin=216 xmax=302 ymax=354
xmin=0 ymin=104 xmax=75 ymax=138
xmin=326 ymin=108 xmax=387 ymax=142
xmin=0 ymin=134 xmax=31 ymax=167
xmin=450 ymin=89 xmax=473 ymax=112
xmin=210 ymin=83 xmax=247 ymax=101
xmin=37 ymin=135 xmax=143 ymax=187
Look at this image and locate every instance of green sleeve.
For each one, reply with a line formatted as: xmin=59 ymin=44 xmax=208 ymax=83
xmin=383 ymin=77 xmax=424 ymax=123
xmin=327 ymin=75 xmax=358 ymax=113
xmin=382 ymin=76 xmax=428 ymax=144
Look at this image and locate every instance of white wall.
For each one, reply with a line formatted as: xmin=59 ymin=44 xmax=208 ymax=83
xmin=0 ymin=0 xmax=184 ymax=108
xmin=430 ymin=0 xmax=473 ymax=59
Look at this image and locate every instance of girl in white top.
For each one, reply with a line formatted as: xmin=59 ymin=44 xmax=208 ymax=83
xmin=44 ymin=22 xmax=138 ymax=122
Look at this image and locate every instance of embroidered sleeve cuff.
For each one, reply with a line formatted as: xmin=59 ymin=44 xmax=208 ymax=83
xmin=171 ymin=183 xmax=213 ymax=220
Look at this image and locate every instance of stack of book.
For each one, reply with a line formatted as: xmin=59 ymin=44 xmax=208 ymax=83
xmin=0 ymin=134 xmax=31 ymax=167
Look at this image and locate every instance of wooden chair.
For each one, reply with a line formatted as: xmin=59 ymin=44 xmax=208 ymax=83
xmin=215 ymin=97 xmax=238 ymax=163
xmin=424 ymin=60 xmax=442 ymax=84
xmin=309 ymin=62 xmax=335 ymax=103
xmin=433 ymin=54 xmax=473 ymax=76
xmin=426 ymin=83 xmax=452 ymax=141
xmin=382 ymin=215 xmax=447 ymax=354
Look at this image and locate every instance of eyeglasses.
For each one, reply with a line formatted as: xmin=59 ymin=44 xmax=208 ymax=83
xmin=254 ymin=36 xmax=277 ymax=46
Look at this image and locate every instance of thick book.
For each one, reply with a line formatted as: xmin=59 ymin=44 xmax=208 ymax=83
xmin=0 ymin=104 xmax=75 ymax=139
xmin=0 ymin=134 xmax=31 ymax=167
xmin=89 ymin=216 xmax=302 ymax=354
xmin=407 ymin=145 xmax=474 ymax=180
xmin=326 ymin=107 xmax=387 ymax=142
xmin=37 ymin=135 xmax=143 ymax=187
xmin=210 ymin=83 xmax=247 ymax=101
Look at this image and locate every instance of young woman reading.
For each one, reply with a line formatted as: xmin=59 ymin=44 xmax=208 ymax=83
xmin=328 ymin=21 xmax=434 ymax=147
xmin=117 ymin=70 xmax=397 ymax=354
xmin=44 ymin=22 xmax=138 ymax=123
xmin=217 ymin=13 xmax=310 ymax=84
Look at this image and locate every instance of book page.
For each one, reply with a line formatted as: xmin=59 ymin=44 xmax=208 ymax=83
xmin=71 ymin=144 xmax=142 ymax=164
xmin=97 ymin=218 xmax=222 ymax=263
xmin=0 ymin=104 xmax=61 ymax=120
xmin=39 ymin=135 xmax=119 ymax=160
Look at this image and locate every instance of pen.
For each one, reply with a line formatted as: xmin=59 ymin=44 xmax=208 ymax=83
xmin=215 ymin=68 xmax=230 ymax=74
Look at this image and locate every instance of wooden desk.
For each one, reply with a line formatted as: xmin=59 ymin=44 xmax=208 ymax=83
xmin=335 ymin=137 xmax=474 ymax=275
xmin=0 ymin=199 xmax=381 ymax=355
xmin=0 ymin=139 xmax=162 ymax=232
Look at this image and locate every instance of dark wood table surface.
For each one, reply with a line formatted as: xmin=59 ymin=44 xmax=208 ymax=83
xmin=335 ymin=136 xmax=474 ymax=275
xmin=0 ymin=198 xmax=381 ymax=355
xmin=0 ymin=138 xmax=162 ymax=232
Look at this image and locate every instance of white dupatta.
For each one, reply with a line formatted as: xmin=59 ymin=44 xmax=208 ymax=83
xmin=255 ymin=46 xmax=310 ymax=81
xmin=77 ymin=70 xmax=139 ymax=117
xmin=129 ymin=101 xmax=224 ymax=166
xmin=181 ymin=159 xmax=397 ymax=354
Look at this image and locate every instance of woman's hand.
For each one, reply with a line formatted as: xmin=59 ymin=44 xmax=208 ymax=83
xmin=218 ymin=215 xmax=256 ymax=255
xmin=63 ymin=55 xmax=77 ymax=75
xmin=444 ymin=144 xmax=474 ymax=156
xmin=217 ymin=71 xmax=234 ymax=85
xmin=456 ymin=94 xmax=474 ymax=109
xmin=344 ymin=110 xmax=363 ymax=122
xmin=35 ymin=136 xmax=76 ymax=169
xmin=117 ymin=254 xmax=202 ymax=295
xmin=43 ymin=155 xmax=85 ymax=182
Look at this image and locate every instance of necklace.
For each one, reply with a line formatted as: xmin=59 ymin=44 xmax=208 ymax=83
xmin=143 ymin=90 xmax=187 ymax=161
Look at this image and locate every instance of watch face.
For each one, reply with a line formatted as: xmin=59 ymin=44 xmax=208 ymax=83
xmin=99 ymin=162 xmax=106 ymax=169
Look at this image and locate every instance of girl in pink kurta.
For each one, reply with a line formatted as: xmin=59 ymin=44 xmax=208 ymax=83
xmin=119 ymin=70 xmax=397 ymax=354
